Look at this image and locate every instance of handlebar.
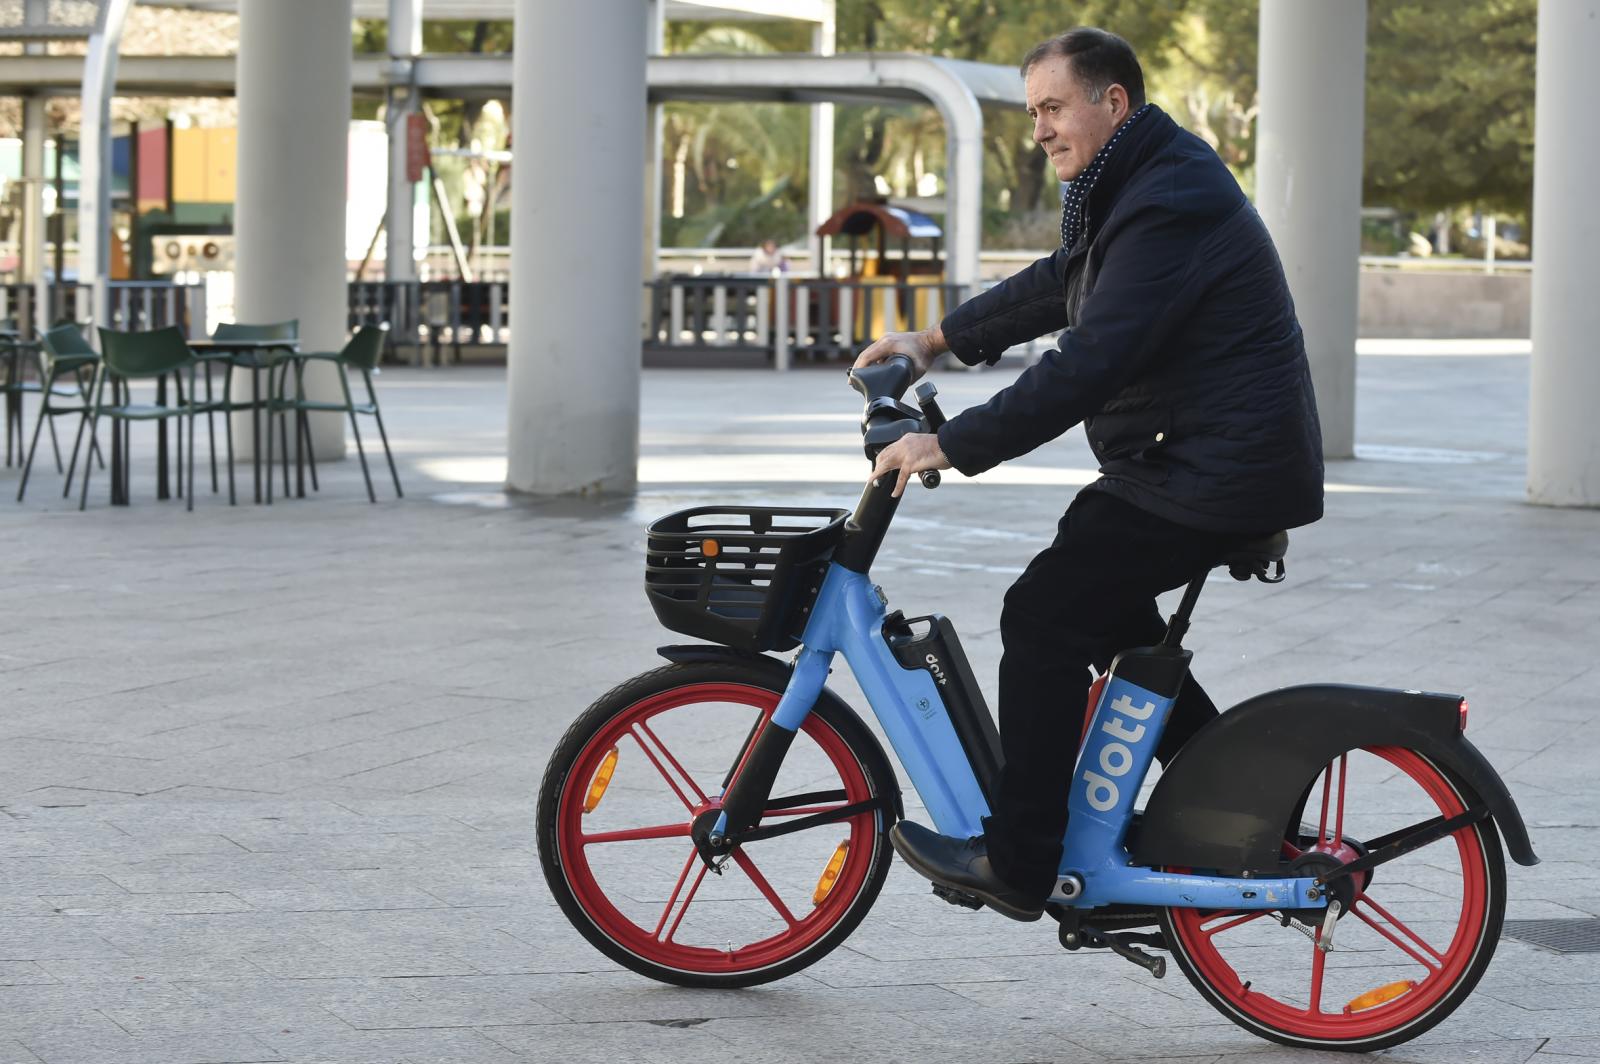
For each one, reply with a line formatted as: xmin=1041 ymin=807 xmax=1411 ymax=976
xmin=847 ymin=354 xmax=943 ymax=491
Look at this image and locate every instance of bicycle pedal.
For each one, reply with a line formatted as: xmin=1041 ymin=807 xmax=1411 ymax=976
xmin=931 ymin=884 xmax=984 ymax=910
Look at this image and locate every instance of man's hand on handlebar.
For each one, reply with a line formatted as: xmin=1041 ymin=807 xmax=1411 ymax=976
xmin=853 ymin=325 xmax=948 ymax=379
xmin=871 ymin=432 xmax=952 ymax=499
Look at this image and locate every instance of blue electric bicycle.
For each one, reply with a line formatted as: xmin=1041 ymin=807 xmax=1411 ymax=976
xmin=537 ymin=356 xmax=1537 ymax=1052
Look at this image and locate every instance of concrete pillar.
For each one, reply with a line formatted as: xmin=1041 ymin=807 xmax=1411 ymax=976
xmin=21 ymin=95 xmax=48 ymax=331
xmin=1255 ymin=0 xmax=1366 ymax=459
xmin=507 ymin=0 xmax=646 ymax=495
xmin=386 ymin=0 xmax=422 ymax=285
xmin=643 ymin=0 xmax=665 ymax=284
xmin=1528 ymin=0 xmax=1600 ymax=507
xmin=77 ymin=0 xmax=133 ymax=330
xmin=21 ymin=0 xmax=48 ymax=330
xmin=234 ymin=0 xmax=352 ymax=459
xmin=808 ymin=17 xmax=836 ymax=277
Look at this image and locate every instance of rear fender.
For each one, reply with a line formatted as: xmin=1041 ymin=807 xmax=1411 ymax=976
xmin=1129 ymin=684 xmax=1537 ymax=873
xmin=655 ymin=644 xmax=905 ymax=821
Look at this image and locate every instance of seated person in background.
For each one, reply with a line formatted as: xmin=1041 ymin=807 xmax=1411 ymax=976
xmin=748 ymin=238 xmax=790 ymax=274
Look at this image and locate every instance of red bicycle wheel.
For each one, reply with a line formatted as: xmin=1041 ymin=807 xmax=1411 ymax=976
xmin=1162 ymin=746 xmax=1505 ymax=1052
xmin=538 ymin=661 xmax=895 ymax=988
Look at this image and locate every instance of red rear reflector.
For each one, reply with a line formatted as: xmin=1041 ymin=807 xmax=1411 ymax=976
xmin=1458 ymin=699 xmax=1469 ymax=732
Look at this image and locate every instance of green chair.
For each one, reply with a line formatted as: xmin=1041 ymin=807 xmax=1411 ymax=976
xmin=81 ymin=327 xmax=209 ymax=511
xmin=18 ymin=323 xmax=104 ymax=501
xmin=267 ymin=324 xmax=402 ymax=503
xmin=206 ymin=315 xmax=300 ymax=502
xmin=0 ymin=320 xmax=31 ymax=466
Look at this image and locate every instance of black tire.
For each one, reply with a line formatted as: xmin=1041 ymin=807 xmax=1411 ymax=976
xmin=536 ymin=659 xmax=897 ymax=989
xmin=1159 ymin=752 xmax=1507 ymax=1052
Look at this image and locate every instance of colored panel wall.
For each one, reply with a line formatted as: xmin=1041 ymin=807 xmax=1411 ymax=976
xmin=136 ymin=126 xmax=168 ymax=210
xmin=170 ymin=127 xmax=238 ymax=204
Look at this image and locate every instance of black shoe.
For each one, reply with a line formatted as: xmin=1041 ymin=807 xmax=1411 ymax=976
xmin=889 ymin=822 xmax=1045 ymax=922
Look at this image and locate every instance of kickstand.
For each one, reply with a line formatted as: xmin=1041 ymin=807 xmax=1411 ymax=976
xmin=1058 ymin=915 xmax=1167 ymax=979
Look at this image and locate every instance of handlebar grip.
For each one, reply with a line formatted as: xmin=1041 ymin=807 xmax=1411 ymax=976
xmin=919 ymin=469 xmax=941 ymax=490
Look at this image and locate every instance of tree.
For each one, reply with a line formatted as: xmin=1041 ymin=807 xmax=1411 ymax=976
xmin=1362 ymin=0 xmax=1534 ymax=216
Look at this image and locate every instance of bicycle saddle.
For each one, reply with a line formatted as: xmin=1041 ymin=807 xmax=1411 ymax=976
xmin=1221 ymin=531 xmax=1288 ymax=583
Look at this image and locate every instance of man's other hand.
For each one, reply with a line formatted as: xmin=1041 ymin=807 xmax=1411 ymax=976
xmin=870 ymin=432 xmax=952 ymax=499
xmin=853 ymin=326 xmax=948 ymax=378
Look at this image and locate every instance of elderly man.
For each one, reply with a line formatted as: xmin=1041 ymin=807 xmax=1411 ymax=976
xmin=856 ymin=27 xmax=1324 ymax=921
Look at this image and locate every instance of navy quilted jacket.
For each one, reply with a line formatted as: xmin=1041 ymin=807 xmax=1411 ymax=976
xmin=936 ymin=106 xmax=1324 ymax=534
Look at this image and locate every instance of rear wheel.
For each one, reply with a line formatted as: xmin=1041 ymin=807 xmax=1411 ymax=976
xmin=537 ymin=660 xmax=896 ymax=988
xmin=1161 ymin=746 xmax=1506 ymax=1052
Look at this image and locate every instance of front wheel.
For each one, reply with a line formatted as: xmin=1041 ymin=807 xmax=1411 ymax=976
xmin=1161 ymin=746 xmax=1507 ymax=1052
xmin=537 ymin=660 xmax=896 ymax=988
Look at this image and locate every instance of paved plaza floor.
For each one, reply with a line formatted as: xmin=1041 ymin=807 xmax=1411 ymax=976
xmin=0 ymin=339 xmax=1596 ymax=1063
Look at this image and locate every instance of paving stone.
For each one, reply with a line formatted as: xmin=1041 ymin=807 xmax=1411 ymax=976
xmin=0 ymin=350 xmax=1592 ymax=1061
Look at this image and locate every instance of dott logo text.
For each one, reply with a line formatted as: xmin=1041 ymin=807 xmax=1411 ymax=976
xmin=1080 ymin=693 xmax=1157 ymax=812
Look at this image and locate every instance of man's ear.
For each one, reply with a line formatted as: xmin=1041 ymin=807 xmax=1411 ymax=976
xmin=1105 ymin=83 xmax=1130 ymax=123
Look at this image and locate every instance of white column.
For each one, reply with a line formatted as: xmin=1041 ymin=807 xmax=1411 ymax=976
xmin=1255 ymin=0 xmax=1366 ymax=459
xmin=235 ymin=0 xmax=352 ymax=459
xmin=507 ymin=0 xmax=647 ymax=495
xmin=939 ymin=83 xmax=984 ymax=297
xmin=807 ymin=16 xmax=836 ymax=277
xmin=1528 ymin=0 xmax=1600 ymax=507
xmin=21 ymin=95 xmax=47 ymax=329
xmin=643 ymin=0 xmax=665 ymax=284
xmin=386 ymin=0 xmax=422 ymax=286
xmin=77 ymin=0 xmax=133 ymax=329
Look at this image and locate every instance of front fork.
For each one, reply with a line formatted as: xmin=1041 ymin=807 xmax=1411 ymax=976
xmin=705 ymin=646 xmax=835 ymax=851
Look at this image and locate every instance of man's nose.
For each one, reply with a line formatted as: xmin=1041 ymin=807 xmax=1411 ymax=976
xmin=1033 ymin=116 xmax=1052 ymax=144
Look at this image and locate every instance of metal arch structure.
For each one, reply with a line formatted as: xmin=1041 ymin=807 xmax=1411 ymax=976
xmin=0 ymin=0 xmax=133 ymax=327
xmin=79 ymin=0 xmax=134 ymax=328
xmin=0 ymin=51 xmax=1022 ymax=291
xmin=643 ymin=53 xmax=1021 ymax=291
xmin=400 ymin=52 xmax=1021 ymax=289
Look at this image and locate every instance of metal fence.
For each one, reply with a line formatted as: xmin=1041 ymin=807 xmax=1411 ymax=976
xmin=0 ymin=281 xmax=206 ymax=337
xmin=3 ymin=276 xmax=978 ymax=369
xmin=643 ymin=275 xmax=971 ymax=369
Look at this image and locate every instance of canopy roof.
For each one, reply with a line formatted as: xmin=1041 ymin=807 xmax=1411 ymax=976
xmin=817 ymin=201 xmax=942 ymax=240
xmin=137 ymin=0 xmax=832 ymax=22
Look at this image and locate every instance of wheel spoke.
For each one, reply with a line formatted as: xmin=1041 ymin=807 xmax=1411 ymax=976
xmin=1316 ymin=763 xmax=1333 ymax=845
xmin=732 ymin=849 xmax=799 ymax=927
xmin=663 ymin=863 xmax=710 ymax=943
xmin=1333 ymin=753 xmax=1348 ymax=844
xmin=629 ymin=725 xmax=699 ymax=811
xmin=1308 ymin=936 xmax=1328 ymax=1014
xmin=581 ymin=822 xmax=692 ymax=845
xmin=636 ymin=720 xmax=709 ymax=805
xmin=1202 ymin=910 xmax=1271 ymax=938
xmin=721 ymin=708 xmax=775 ymax=795
xmin=1355 ymin=892 xmax=1446 ymax=968
xmin=761 ymin=803 xmax=851 ymax=818
xmin=653 ymin=849 xmax=701 ymax=939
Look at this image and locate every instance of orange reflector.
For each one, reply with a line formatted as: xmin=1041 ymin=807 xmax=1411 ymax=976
xmin=812 ymin=841 xmax=850 ymax=906
xmin=583 ymin=748 xmax=620 ymax=814
xmin=1343 ymin=979 xmax=1416 ymax=1014
xmin=702 ymin=539 xmax=721 ymax=558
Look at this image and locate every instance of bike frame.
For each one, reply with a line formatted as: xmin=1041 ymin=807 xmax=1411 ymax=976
xmin=722 ymin=559 xmax=1325 ymax=915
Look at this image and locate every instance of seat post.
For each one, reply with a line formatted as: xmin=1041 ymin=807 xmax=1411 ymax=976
xmin=1161 ymin=575 xmax=1208 ymax=648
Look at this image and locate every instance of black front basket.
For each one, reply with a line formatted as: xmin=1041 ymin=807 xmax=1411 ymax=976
xmin=645 ymin=505 xmax=850 ymax=653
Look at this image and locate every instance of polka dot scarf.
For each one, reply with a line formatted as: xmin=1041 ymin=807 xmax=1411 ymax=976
xmin=1060 ymin=103 xmax=1154 ymax=250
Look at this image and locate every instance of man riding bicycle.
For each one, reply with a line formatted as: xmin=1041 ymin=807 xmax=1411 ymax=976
xmin=856 ymin=27 xmax=1325 ymax=921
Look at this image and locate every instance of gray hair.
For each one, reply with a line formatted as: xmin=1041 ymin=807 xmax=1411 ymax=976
xmin=1021 ymin=27 xmax=1147 ymax=109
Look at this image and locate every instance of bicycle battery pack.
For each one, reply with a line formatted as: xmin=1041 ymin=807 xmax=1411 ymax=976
xmin=883 ymin=612 xmax=1003 ymax=803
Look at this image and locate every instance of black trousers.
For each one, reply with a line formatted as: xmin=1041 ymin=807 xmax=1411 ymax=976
xmin=982 ymin=489 xmax=1260 ymax=899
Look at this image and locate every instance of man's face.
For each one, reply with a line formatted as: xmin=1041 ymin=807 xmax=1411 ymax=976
xmin=1025 ymin=56 xmax=1128 ymax=182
